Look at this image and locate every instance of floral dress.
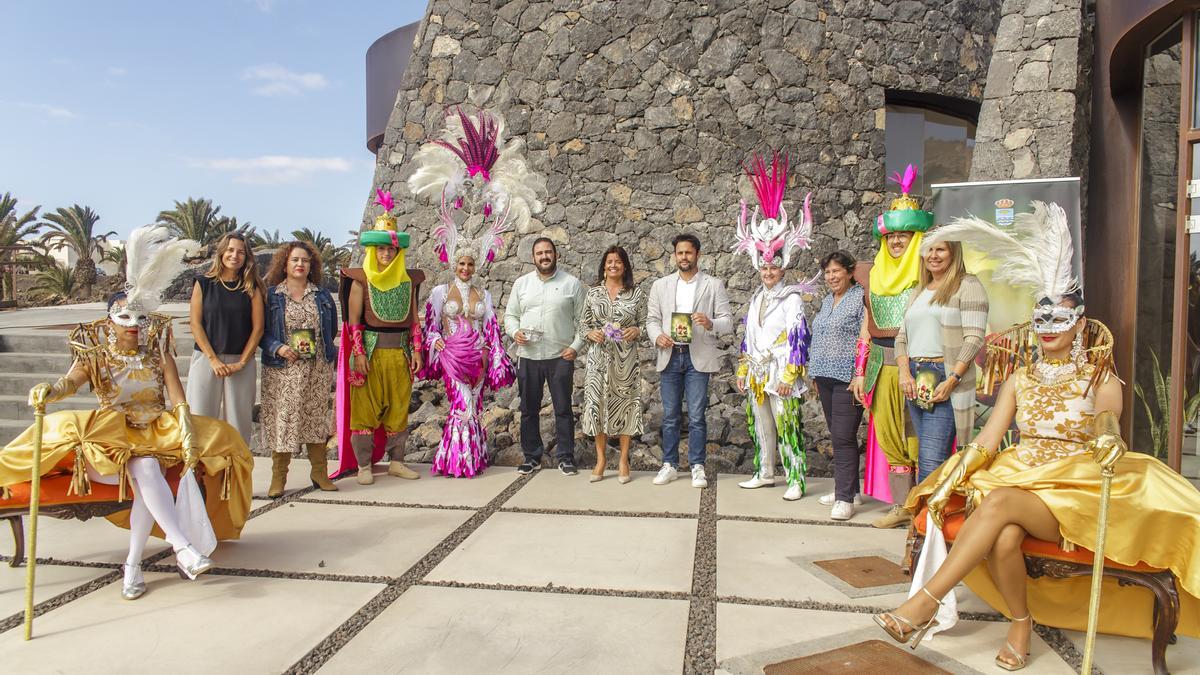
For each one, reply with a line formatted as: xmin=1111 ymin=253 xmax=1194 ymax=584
xmin=260 ymin=283 xmax=335 ymax=454
xmin=577 ymin=285 xmax=647 ymax=436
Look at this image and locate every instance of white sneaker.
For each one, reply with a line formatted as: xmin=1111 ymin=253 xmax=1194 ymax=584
xmin=738 ymin=473 xmax=776 ymax=489
xmin=818 ymin=492 xmax=863 ymax=506
xmin=653 ymin=463 xmax=678 ymax=485
xmin=783 ymin=484 xmax=803 ymax=501
xmin=830 ymin=501 xmax=855 ymax=521
xmin=690 ymin=465 xmax=708 ymax=488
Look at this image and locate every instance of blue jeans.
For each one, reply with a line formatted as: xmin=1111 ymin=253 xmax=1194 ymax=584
xmin=906 ymin=361 xmax=957 ymax=483
xmin=660 ymin=348 xmax=710 ymax=468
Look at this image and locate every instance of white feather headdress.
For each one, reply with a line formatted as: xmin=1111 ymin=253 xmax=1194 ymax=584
xmin=922 ymin=201 xmax=1079 ymax=304
xmin=408 ymin=107 xmax=547 ymax=269
xmin=122 ymin=225 xmax=201 ymax=314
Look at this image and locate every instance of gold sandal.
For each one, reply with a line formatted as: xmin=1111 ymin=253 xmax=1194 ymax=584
xmin=873 ymin=587 xmax=942 ymax=649
xmin=995 ymin=614 xmax=1032 ymax=671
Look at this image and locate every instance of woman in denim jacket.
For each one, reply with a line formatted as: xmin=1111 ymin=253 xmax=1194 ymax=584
xmin=260 ymin=241 xmax=339 ymax=497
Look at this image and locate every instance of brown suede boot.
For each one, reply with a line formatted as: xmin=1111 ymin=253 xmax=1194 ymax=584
xmin=267 ymin=453 xmax=291 ymax=499
xmin=307 ymin=443 xmax=338 ymax=492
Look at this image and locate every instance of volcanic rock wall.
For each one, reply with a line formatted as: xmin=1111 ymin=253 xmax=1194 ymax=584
xmin=365 ymin=0 xmax=1003 ymax=472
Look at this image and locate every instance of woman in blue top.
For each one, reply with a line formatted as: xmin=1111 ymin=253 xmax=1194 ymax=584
xmin=808 ymin=251 xmax=866 ymax=521
xmin=260 ymin=241 xmax=339 ymax=498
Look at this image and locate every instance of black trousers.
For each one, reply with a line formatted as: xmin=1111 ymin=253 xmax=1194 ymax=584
xmin=518 ymin=357 xmax=575 ymax=463
xmin=815 ymin=376 xmax=866 ymax=502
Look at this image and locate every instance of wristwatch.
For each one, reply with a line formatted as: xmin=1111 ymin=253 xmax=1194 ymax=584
xmin=947 ymin=371 xmax=961 ymax=382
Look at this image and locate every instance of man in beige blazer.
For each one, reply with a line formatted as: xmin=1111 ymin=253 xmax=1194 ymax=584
xmin=646 ymin=233 xmax=733 ymax=488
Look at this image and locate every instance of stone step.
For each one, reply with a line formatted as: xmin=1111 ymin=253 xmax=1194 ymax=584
xmin=0 ymin=367 xmax=196 ymax=393
xmin=0 ymin=419 xmax=27 ymax=446
xmin=0 ymin=352 xmax=193 ymax=376
xmin=0 ymin=393 xmax=98 ymax=419
xmin=0 ymin=331 xmax=196 ymax=354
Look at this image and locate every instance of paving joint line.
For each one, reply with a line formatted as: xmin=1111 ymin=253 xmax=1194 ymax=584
xmin=291 ymin=497 xmax=477 ymax=511
xmin=419 ymin=579 xmax=691 ymax=601
xmin=684 ymin=472 xmax=718 ymax=674
xmin=499 ymin=506 xmax=697 ymax=520
xmin=283 ymin=471 xmax=536 ymax=674
xmin=717 ymin=513 xmax=878 ymax=528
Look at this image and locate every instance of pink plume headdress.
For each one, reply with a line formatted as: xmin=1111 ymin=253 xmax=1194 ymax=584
xmin=732 ymin=151 xmax=812 ymax=270
xmin=408 ymin=106 xmax=547 ymax=270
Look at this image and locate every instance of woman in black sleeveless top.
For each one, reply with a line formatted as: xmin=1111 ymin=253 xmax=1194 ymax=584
xmin=187 ymin=233 xmax=264 ymax=443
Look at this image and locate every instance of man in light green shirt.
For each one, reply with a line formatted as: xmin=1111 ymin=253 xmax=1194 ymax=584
xmin=503 ymin=237 xmax=586 ymax=476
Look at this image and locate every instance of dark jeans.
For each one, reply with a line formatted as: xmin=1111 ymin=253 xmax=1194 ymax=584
xmin=906 ymin=361 xmax=957 ymax=482
xmin=815 ymin=376 xmax=865 ymax=503
xmin=518 ymin=357 xmax=575 ymax=464
xmin=660 ymin=348 xmax=710 ymax=468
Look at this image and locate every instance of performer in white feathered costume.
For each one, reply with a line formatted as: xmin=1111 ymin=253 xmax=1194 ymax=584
xmin=408 ymin=107 xmax=544 ymax=477
xmin=0 ymin=225 xmax=254 ymax=601
xmin=732 ymin=152 xmax=816 ymax=501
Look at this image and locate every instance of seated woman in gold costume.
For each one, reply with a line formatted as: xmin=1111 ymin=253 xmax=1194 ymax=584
xmin=873 ymin=203 xmax=1200 ymax=670
xmin=0 ymin=226 xmax=253 ymax=601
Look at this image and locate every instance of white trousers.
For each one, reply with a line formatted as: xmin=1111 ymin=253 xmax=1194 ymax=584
xmin=186 ymin=351 xmax=256 ymax=444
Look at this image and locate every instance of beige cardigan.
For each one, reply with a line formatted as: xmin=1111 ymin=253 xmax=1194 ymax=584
xmin=894 ymin=274 xmax=989 ymax=444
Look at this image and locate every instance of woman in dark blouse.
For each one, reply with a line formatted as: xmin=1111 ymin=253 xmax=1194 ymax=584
xmin=187 ymin=232 xmax=264 ymax=443
xmin=808 ymin=251 xmax=866 ymax=521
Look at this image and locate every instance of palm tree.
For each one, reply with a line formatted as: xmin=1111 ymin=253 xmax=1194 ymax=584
xmin=249 ymin=227 xmax=285 ymax=250
xmin=292 ymin=227 xmax=350 ymax=282
xmin=30 ymin=260 xmax=79 ymax=301
xmin=40 ymin=204 xmax=114 ymax=296
xmin=103 ymin=245 xmax=128 ymax=285
xmin=157 ymin=198 xmax=251 ymax=250
xmin=0 ymin=193 xmax=41 ymax=299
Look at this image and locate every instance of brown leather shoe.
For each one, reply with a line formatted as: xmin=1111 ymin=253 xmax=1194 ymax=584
xmin=387 ymin=461 xmax=420 ymax=480
xmin=871 ymin=504 xmax=913 ymax=529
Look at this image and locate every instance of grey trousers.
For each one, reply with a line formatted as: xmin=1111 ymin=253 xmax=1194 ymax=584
xmin=186 ymin=351 xmax=256 ymax=444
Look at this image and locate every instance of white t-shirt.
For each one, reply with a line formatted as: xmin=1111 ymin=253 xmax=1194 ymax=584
xmin=904 ymin=288 xmax=945 ymax=358
xmin=675 ymin=274 xmax=698 ymax=314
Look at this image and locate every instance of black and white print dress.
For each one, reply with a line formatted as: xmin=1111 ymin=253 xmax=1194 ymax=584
xmin=577 ymin=285 xmax=647 ymax=436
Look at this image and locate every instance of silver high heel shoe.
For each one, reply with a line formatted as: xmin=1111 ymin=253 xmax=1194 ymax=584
xmin=121 ymin=563 xmax=146 ymax=600
xmin=175 ymin=545 xmax=214 ymax=580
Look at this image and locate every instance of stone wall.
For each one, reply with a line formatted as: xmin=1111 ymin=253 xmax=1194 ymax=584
xmin=365 ymin=0 xmax=1002 ymax=473
xmin=968 ymin=0 xmax=1093 ymax=183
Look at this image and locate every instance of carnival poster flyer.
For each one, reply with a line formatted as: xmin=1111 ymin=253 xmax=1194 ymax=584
xmin=670 ymin=312 xmax=693 ymax=344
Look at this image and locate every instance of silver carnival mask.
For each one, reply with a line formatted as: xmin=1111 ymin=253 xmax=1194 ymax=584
xmin=108 ymin=298 xmax=150 ymax=329
xmin=1032 ymin=301 xmax=1084 ymax=335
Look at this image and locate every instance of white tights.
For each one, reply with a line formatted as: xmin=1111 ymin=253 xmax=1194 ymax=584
xmin=104 ymin=457 xmax=192 ymax=567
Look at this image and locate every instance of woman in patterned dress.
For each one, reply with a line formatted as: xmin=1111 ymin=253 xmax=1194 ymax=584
xmin=579 ymin=246 xmax=647 ymax=483
xmin=260 ymin=241 xmax=339 ymax=497
xmin=418 ymin=253 xmax=515 ymax=477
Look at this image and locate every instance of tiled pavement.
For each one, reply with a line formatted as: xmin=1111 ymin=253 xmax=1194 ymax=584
xmin=2 ymin=462 xmax=1199 ymax=674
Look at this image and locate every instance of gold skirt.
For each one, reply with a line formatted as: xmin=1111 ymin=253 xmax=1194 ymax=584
xmin=0 ymin=408 xmax=253 ymax=541
xmin=907 ymin=450 xmax=1200 ymax=638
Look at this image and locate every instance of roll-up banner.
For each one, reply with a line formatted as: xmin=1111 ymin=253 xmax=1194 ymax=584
xmin=931 ymin=177 xmax=1083 ymax=336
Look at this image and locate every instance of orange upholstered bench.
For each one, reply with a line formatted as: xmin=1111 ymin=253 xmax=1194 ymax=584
xmin=908 ymin=494 xmax=1179 ymax=675
xmin=1 ymin=465 xmax=184 ymax=567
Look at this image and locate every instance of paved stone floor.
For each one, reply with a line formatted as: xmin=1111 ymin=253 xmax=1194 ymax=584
xmin=3 ymin=463 xmax=1198 ymax=674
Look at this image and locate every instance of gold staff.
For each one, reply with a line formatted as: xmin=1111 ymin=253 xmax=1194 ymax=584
xmin=1081 ymin=410 xmax=1125 ymax=673
xmin=23 ymin=396 xmax=45 ymax=640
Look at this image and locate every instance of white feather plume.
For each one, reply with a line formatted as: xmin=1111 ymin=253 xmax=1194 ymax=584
xmin=922 ymin=200 xmax=1079 ymax=302
xmin=407 ymin=144 xmax=462 ymax=199
xmin=124 ymin=225 xmax=201 ymax=312
xmin=1012 ymin=201 xmax=1079 ymax=301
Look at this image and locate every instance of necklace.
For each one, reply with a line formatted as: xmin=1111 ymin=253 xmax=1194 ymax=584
xmin=219 ymin=275 xmax=242 ymax=292
xmin=106 ymin=329 xmax=146 ymax=369
xmin=1033 ymin=358 xmax=1078 ymax=386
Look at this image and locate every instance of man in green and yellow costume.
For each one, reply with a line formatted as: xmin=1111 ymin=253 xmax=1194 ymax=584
xmin=333 ymin=189 xmax=425 ymax=484
xmin=850 ymin=165 xmax=933 ymax=528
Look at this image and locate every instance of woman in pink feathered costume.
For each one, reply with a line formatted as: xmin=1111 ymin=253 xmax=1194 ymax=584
xmin=418 ymin=252 xmax=514 ymax=477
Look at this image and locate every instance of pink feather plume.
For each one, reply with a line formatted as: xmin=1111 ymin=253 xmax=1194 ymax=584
xmin=888 ymin=164 xmax=918 ymax=195
xmin=435 ymin=107 xmax=500 ymax=181
xmin=375 ymin=189 xmax=395 ymax=212
xmin=744 ymin=151 xmax=788 ymax=219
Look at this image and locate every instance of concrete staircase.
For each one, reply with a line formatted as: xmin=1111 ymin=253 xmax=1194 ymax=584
xmin=0 ymin=326 xmax=195 ymax=446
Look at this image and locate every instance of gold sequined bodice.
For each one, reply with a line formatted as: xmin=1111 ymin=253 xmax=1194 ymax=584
xmin=69 ymin=315 xmax=173 ymax=428
xmin=1010 ymin=367 xmax=1096 ymax=466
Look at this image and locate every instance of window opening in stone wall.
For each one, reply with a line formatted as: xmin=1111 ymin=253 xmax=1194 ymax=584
xmin=884 ymin=100 xmax=977 ymax=193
